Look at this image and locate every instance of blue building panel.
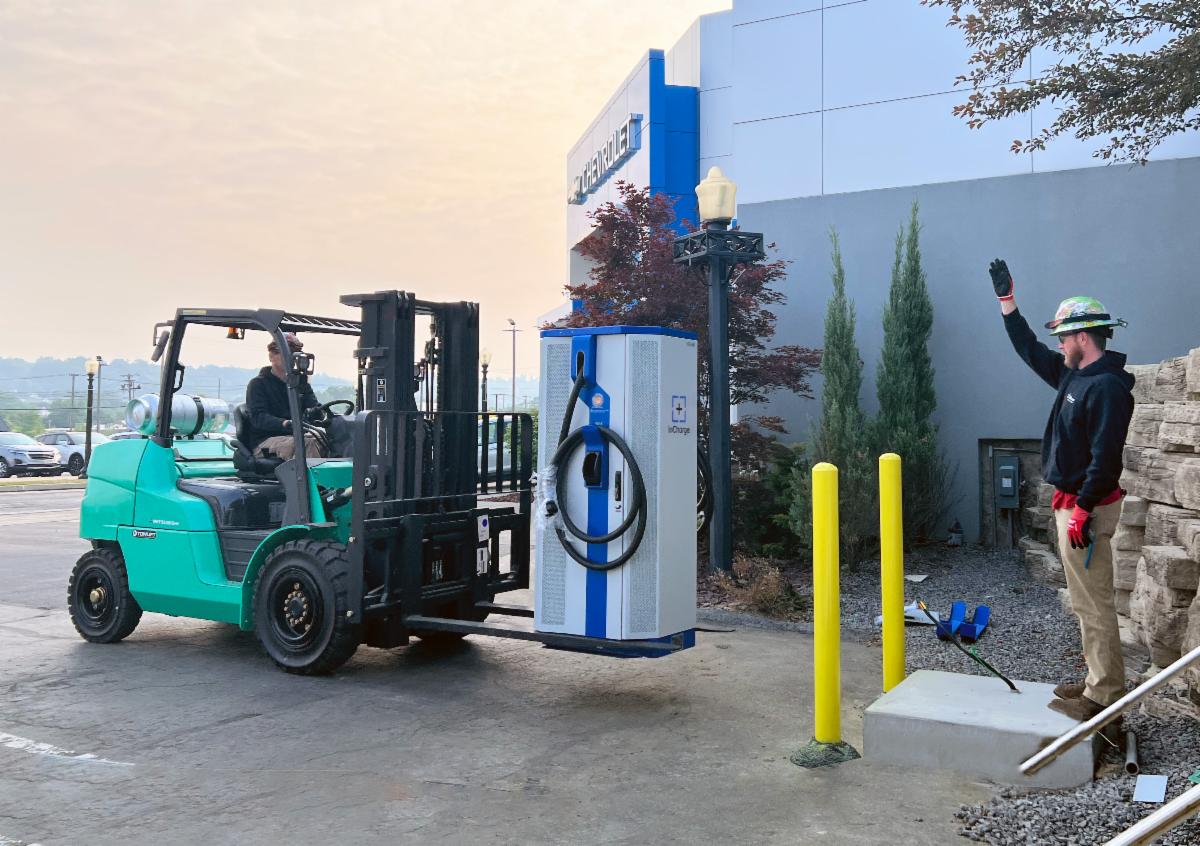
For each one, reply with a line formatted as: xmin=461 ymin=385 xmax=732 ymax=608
xmin=665 ymin=84 xmax=697 ymax=129
xmin=566 ymin=47 xmax=700 ymax=257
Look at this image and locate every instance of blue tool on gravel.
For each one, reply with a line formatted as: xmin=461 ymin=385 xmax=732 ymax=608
xmin=936 ymin=601 xmax=967 ymax=641
xmin=917 ymin=601 xmax=1019 ymax=693
xmin=958 ymin=605 xmax=991 ymax=642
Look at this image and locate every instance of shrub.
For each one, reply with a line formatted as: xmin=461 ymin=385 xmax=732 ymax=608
xmin=714 ymin=556 xmax=810 ymax=620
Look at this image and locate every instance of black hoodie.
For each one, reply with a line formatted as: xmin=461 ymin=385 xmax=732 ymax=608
xmin=1004 ymin=309 xmax=1135 ymax=511
xmin=244 ymin=366 xmax=318 ymax=451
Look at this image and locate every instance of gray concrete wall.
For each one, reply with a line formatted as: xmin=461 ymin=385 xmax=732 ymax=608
xmin=737 ymin=156 xmax=1200 ymax=542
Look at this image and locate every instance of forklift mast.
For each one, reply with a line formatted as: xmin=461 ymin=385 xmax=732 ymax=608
xmin=338 ymin=291 xmax=531 ymax=646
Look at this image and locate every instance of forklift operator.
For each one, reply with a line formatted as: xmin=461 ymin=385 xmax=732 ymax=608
xmin=245 ymin=332 xmax=325 ymax=460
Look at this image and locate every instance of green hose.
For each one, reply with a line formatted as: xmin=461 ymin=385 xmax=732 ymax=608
xmin=917 ymin=601 xmax=1020 ymax=693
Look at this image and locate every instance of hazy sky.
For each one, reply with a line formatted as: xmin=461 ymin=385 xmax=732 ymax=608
xmin=0 ymin=0 xmax=728 ymax=382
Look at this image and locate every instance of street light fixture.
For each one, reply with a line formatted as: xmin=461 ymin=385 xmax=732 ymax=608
xmin=480 ymin=349 xmax=492 ymax=413
xmin=505 ymin=318 xmax=520 ymax=412
xmin=83 ymin=357 xmax=100 ymax=479
xmin=672 ymin=166 xmax=766 ymax=573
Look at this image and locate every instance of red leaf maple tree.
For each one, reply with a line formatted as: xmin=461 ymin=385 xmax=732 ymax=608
xmin=559 ymin=181 xmax=820 ymax=466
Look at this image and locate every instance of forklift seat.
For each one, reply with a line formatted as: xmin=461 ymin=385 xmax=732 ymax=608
xmin=231 ymin=403 xmax=284 ymax=480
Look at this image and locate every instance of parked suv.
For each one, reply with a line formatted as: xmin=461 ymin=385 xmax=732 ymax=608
xmin=37 ymin=430 xmax=108 ymax=476
xmin=0 ymin=432 xmax=61 ymax=478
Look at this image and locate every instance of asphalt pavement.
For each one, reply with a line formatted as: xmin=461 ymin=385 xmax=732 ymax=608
xmin=0 ymin=488 xmax=991 ymax=846
xmin=0 ymin=489 xmax=86 ymax=609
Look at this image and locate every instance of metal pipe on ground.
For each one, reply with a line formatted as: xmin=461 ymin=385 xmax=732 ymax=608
xmin=1124 ymin=731 xmax=1139 ymax=776
xmin=1021 ymin=643 xmax=1200 ymax=776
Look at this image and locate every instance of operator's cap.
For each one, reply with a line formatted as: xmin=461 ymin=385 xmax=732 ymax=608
xmin=1045 ymin=296 xmax=1128 ymax=336
xmin=267 ymin=332 xmax=303 ymax=353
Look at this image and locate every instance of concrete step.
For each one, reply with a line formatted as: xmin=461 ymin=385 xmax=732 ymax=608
xmin=864 ymin=670 xmax=1098 ymax=789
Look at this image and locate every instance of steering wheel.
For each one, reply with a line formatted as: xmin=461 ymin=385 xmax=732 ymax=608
xmin=305 ymin=399 xmax=355 ymax=426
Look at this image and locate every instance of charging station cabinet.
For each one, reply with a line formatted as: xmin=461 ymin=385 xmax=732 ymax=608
xmin=994 ymin=455 xmax=1021 ymax=510
xmin=535 ymin=326 xmax=697 ymax=643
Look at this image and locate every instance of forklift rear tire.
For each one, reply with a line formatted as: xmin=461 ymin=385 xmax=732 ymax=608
xmin=68 ymin=547 xmax=143 ymax=643
xmin=253 ymin=540 xmax=361 ymax=675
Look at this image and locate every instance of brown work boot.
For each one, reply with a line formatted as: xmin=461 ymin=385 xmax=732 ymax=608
xmin=1048 ymin=695 xmax=1105 ymax=721
xmin=1053 ymin=680 xmax=1086 ymax=700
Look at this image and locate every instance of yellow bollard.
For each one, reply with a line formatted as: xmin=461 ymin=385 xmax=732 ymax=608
xmin=811 ymin=461 xmax=841 ymax=744
xmin=879 ymin=453 xmax=905 ymax=692
xmin=791 ymin=462 xmax=860 ymax=768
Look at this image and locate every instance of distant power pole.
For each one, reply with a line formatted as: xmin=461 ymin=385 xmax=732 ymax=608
xmin=70 ymin=373 xmax=79 ymax=406
xmin=120 ymin=373 xmax=141 ymax=402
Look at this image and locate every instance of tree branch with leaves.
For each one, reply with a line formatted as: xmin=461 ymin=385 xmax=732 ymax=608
xmin=925 ymin=0 xmax=1200 ymax=163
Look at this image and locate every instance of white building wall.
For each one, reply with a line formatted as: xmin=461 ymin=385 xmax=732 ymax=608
xmin=691 ymin=0 xmax=1200 ymax=206
xmin=666 ymin=19 xmax=701 ymax=87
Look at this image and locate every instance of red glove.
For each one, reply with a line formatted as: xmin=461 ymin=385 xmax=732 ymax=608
xmin=1067 ymin=505 xmax=1093 ymax=550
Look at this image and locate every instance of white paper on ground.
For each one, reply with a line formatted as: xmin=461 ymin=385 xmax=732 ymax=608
xmin=904 ymin=574 xmax=929 ymax=583
xmin=1133 ymin=774 xmax=1169 ymax=803
xmin=874 ymin=602 xmax=940 ymax=627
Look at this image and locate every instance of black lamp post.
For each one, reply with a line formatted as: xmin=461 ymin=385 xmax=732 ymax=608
xmin=672 ymin=167 xmax=765 ymax=573
xmin=82 ymin=357 xmax=99 ymax=479
xmin=480 ymin=350 xmax=491 ymax=413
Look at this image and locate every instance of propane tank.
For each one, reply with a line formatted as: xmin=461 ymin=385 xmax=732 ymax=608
xmin=126 ymin=393 xmax=230 ymax=437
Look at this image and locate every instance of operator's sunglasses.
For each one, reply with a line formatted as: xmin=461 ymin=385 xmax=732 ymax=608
xmin=267 ymin=342 xmax=302 ymax=354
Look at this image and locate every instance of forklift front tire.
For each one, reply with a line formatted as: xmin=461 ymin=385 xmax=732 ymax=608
xmin=68 ymin=547 xmax=143 ymax=643
xmin=253 ymin=540 xmax=361 ymax=675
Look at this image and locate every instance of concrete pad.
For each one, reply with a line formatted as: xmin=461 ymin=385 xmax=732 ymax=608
xmin=864 ymin=670 xmax=1097 ymax=789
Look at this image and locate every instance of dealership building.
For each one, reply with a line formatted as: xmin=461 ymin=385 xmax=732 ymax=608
xmin=564 ymin=0 xmax=1200 ymax=543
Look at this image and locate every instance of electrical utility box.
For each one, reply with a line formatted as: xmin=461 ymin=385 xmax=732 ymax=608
xmin=535 ymin=326 xmax=698 ymax=642
xmin=994 ymin=454 xmax=1021 ymax=510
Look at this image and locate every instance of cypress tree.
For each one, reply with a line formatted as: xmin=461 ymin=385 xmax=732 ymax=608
xmin=789 ymin=230 xmax=875 ymax=561
xmin=875 ymin=202 xmax=949 ymax=542
xmin=816 ymin=230 xmax=865 ymax=462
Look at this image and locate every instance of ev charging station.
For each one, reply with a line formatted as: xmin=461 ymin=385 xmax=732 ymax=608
xmin=536 ymin=326 xmax=698 ymax=650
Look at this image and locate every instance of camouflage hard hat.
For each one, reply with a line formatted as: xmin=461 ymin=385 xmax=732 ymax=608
xmin=1045 ymin=296 xmax=1127 ymax=336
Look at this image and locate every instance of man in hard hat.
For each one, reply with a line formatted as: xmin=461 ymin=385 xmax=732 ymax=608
xmin=990 ymin=259 xmax=1134 ymax=721
xmin=245 ymin=332 xmax=325 ymax=460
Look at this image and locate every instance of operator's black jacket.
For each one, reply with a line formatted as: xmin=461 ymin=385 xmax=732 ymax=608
xmin=1004 ymin=309 xmax=1134 ymax=511
xmin=244 ymin=367 xmax=318 ymax=451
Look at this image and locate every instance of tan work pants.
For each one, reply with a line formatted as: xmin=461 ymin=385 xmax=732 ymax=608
xmin=1054 ymin=498 xmax=1125 ymax=705
xmin=256 ymin=434 xmax=324 ymax=460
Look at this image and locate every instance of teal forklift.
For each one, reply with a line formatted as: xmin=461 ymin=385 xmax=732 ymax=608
xmin=69 ymin=290 xmax=686 ymax=674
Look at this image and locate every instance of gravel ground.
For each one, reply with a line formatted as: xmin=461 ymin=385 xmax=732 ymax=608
xmin=707 ymin=543 xmax=1200 ymax=845
xmin=843 ymin=544 xmax=1088 ymax=686
xmin=957 ymin=708 xmax=1200 ymax=845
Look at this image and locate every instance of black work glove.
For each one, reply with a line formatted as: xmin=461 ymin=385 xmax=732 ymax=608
xmin=989 ymin=258 xmax=1014 ymax=301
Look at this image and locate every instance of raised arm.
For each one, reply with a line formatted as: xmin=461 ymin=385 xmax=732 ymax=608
xmin=990 ymin=258 xmax=1066 ymax=389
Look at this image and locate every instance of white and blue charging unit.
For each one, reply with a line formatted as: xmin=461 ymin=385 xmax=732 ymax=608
xmin=535 ymin=326 xmax=697 ymax=655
